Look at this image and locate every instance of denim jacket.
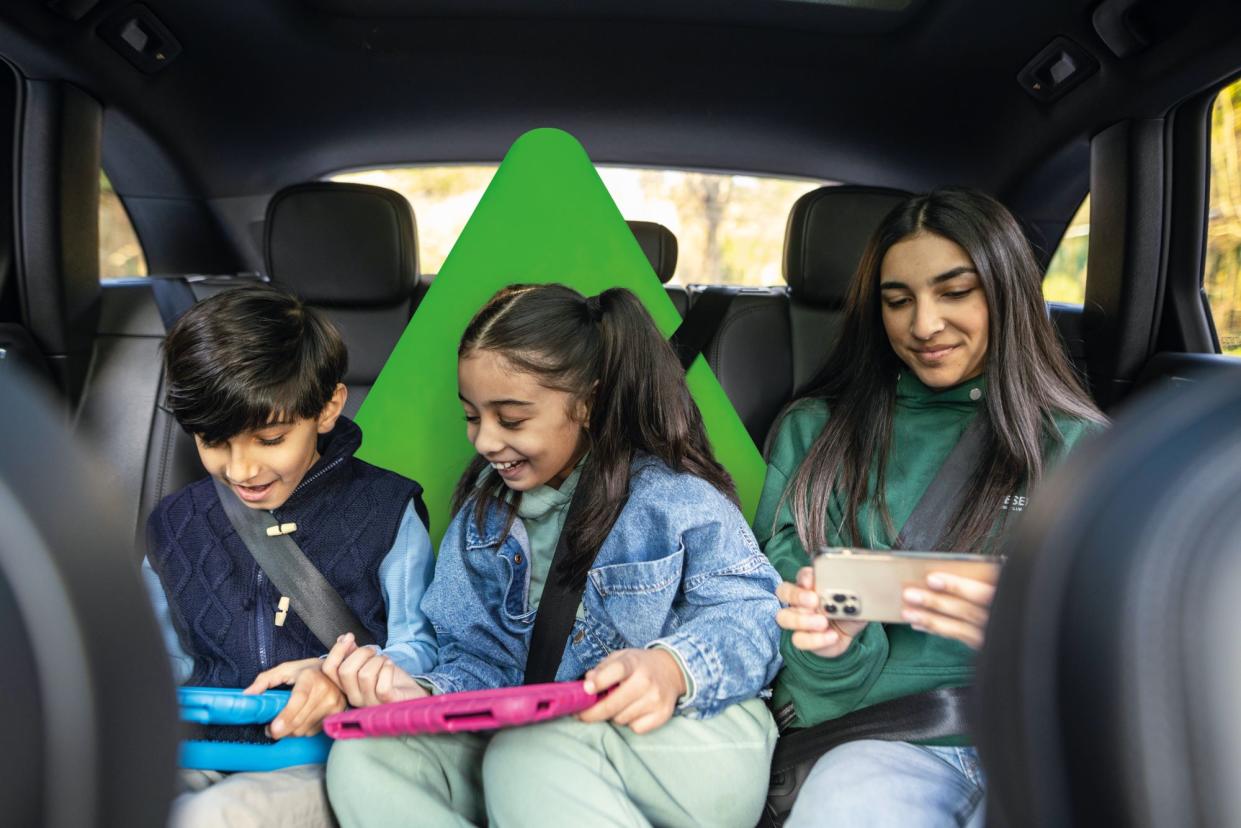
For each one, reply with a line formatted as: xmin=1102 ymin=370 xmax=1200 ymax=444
xmin=417 ymin=455 xmax=783 ymax=718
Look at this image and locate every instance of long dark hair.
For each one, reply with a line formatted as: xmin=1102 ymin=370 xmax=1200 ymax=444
xmin=451 ymin=283 xmax=736 ymax=586
xmin=782 ymin=188 xmax=1104 ymax=555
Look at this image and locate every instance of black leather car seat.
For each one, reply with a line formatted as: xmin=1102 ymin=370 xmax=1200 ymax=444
xmin=265 ymin=181 xmax=421 ymax=418
xmin=699 ymin=185 xmax=908 ymax=450
xmin=626 ymin=220 xmax=686 ymax=316
xmin=977 ymin=374 xmax=1241 ymax=827
xmin=0 ymin=370 xmax=177 ymax=827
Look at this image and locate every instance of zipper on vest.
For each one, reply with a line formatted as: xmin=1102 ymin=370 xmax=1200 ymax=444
xmin=284 ymin=456 xmax=345 ymax=508
xmin=255 ymin=568 xmax=271 ymax=670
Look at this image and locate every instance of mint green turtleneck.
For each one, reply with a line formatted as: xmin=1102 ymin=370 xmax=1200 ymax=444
xmin=516 ymin=463 xmax=582 ymax=611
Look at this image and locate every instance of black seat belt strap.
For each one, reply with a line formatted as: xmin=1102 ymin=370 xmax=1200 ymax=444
xmin=523 ymin=483 xmax=599 ymax=685
xmin=211 ymin=478 xmax=375 ymax=649
xmin=893 ymin=413 xmax=990 ymax=551
xmin=151 ymin=277 xmax=198 ymax=330
xmin=667 ymin=287 xmax=738 ymax=371
xmin=770 ymin=686 xmax=972 ymax=775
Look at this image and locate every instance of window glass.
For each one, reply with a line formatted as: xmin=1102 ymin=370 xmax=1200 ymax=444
xmin=1043 ymin=195 xmax=1089 ymax=305
xmin=331 ymin=166 xmax=824 ymax=286
xmin=1206 ymin=76 xmax=1241 ymax=356
xmin=99 ymin=171 xmax=148 ymax=279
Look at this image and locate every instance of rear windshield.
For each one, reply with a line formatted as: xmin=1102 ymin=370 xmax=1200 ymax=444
xmin=331 ymin=166 xmax=826 ymax=287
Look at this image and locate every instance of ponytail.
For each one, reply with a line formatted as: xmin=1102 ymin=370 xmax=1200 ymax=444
xmin=452 ymin=283 xmax=735 ymax=588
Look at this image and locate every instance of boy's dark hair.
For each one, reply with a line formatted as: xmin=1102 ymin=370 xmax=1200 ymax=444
xmin=451 ymin=283 xmax=736 ymax=589
xmin=162 ymin=284 xmax=348 ymax=445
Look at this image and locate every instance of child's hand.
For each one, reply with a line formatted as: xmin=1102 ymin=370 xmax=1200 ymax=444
xmin=245 ymin=660 xmax=346 ymax=739
xmin=322 ymin=632 xmax=428 ymax=707
xmin=577 ymin=648 xmax=687 ymax=734
xmin=775 ymin=566 xmax=867 ymax=658
xmin=901 ymin=570 xmax=998 ymax=650
xmin=243 ymin=657 xmax=322 ymax=694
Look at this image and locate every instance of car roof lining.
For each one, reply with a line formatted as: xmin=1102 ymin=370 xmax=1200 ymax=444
xmin=1 ymin=0 xmax=1239 ymax=221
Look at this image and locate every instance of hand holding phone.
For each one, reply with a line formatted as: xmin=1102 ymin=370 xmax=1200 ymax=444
xmin=813 ymin=548 xmax=1001 ymax=650
xmin=901 ymin=570 xmax=998 ymax=650
xmin=775 ymin=566 xmax=867 ymax=658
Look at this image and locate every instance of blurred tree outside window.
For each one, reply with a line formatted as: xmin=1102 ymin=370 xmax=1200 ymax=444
xmin=1207 ymin=77 xmax=1241 ymax=356
xmin=1043 ymin=195 xmax=1089 ymax=305
xmin=331 ymin=166 xmax=825 ymax=286
xmin=99 ymin=172 xmax=148 ymax=279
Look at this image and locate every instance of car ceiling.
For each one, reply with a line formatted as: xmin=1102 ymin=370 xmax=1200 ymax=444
xmin=0 ymin=0 xmax=1239 ymax=211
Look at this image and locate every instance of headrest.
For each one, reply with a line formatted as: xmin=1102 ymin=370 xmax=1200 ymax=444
xmin=783 ymin=185 xmax=910 ymax=307
xmin=265 ymin=182 xmax=418 ymax=307
xmin=627 ymin=221 xmax=679 ymax=284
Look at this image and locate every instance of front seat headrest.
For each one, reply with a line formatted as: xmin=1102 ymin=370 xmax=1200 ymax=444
xmin=977 ymin=373 xmax=1241 ymax=827
xmin=265 ymin=182 xmax=418 ymax=307
xmin=627 ymin=220 xmax=679 ymax=284
xmin=0 ymin=371 xmax=178 ymax=827
xmin=783 ymin=185 xmax=909 ymax=307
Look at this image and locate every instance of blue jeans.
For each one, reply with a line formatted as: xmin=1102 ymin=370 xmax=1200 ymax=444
xmin=785 ymin=740 xmax=986 ymax=828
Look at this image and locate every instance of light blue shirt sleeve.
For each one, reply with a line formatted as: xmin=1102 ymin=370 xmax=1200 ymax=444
xmin=375 ymin=500 xmax=439 ymax=675
xmin=140 ymin=557 xmax=194 ymax=685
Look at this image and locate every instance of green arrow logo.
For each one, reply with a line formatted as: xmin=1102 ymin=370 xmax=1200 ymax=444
xmin=356 ymin=128 xmax=765 ymax=544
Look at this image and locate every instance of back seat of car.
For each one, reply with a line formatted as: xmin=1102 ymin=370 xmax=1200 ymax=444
xmin=699 ymin=186 xmax=909 ymax=450
xmin=627 ymin=220 xmax=687 ymax=316
xmin=77 ymin=181 xmax=423 ymax=549
xmin=265 ymin=182 xmax=420 ymax=418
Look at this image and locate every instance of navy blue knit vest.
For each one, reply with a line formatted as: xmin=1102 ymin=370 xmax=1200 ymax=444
xmin=147 ymin=417 xmax=423 ymax=688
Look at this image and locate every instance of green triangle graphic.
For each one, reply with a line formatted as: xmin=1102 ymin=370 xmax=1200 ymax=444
xmin=356 ymin=128 xmax=765 ymax=545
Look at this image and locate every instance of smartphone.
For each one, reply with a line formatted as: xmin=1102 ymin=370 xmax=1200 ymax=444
xmin=812 ymin=547 xmax=1003 ymax=624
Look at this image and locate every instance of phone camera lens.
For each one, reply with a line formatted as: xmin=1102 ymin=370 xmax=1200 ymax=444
xmin=843 ymin=605 xmax=858 ymax=616
xmin=832 ymin=593 xmax=847 ymax=603
xmin=825 ymin=604 xmax=838 ymax=614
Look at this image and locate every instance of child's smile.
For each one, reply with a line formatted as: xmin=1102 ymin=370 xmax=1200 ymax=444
xmin=458 ymin=350 xmax=588 ymax=492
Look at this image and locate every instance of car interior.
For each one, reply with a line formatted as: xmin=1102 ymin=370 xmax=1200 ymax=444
xmin=2 ymin=0 xmax=1241 ymax=824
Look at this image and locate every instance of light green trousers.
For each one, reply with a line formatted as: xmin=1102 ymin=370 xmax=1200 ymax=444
xmin=325 ymin=697 xmax=776 ymax=828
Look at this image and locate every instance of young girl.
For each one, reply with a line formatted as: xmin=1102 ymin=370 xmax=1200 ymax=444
xmin=325 ymin=284 xmax=783 ymax=827
xmin=757 ymin=189 xmax=1106 ymax=826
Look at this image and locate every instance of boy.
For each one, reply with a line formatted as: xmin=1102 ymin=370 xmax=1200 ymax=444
xmin=141 ymin=284 xmax=436 ymax=827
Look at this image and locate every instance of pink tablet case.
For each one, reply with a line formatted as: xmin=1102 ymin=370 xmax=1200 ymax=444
xmin=324 ymin=681 xmax=601 ymax=739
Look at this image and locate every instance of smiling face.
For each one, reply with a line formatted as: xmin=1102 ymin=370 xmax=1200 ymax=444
xmin=194 ymin=384 xmax=346 ymax=510
xmin=879 ymin=231 xmax=990 ymax=389
xmin=458 ymin=349 xmax=589 ymax=492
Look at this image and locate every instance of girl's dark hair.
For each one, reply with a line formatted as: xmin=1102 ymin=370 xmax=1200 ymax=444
xmin=782 ymin=188 xmax=1105 ymax=555
xmin=452 ymin=283 xmax=736 ymax=587
xmin=162 ymin=284 xmax=347 ymax=445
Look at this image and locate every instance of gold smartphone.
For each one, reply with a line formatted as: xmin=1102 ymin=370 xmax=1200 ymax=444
xmin=812 ymin=547 xmax=1003 ymax=624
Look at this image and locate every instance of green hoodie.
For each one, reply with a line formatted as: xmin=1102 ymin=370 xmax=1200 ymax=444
xmin=753 ymin=372 xmax=1101 ymax=741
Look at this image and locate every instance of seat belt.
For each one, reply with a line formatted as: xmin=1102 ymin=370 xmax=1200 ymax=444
xmin=761 ymin=413 xmax=992 ymax=827
xmin=667 ymin=287 xmax=738 ymax=371
xmin=893 ymin=413 xmax=990 ymax=551
xmin=523 ymin=482 xmax=615 ymax=685
xmin=762 ymin=687 xmax=973 ymax=827
xmin=211 ymin=478 xmax=375 ymax=649
xmin=151 ymin=276 xmax=198 ymax=330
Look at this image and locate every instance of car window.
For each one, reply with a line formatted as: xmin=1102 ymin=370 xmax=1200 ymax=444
xmin=331 ymin=166 xmax=824 ymax=286
xmin=1206 ymin=76 xmax=1241 ymax=355
xmin=1043 ymin=195 xmax=1089 ymax=305
xmin=99 ymin=171 xmax=147 ymax=279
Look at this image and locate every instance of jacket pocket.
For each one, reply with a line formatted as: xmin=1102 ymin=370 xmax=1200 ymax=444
xmin=585 ymin=546 xmax=684 ymax=646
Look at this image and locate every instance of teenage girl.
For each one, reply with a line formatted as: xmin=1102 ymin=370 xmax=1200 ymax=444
xmin=758 ymin=188 xmax=1106 ymax=826
xmin=326 ymin=283 xmax=783 ymax=827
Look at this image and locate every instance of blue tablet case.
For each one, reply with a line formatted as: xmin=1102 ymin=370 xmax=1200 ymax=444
xmin=178 ymin=687 xmax=332 ymax=772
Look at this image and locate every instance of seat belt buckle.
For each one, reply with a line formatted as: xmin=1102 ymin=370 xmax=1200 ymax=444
xmin=266 ymin=522 xmax=297 ymax=537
